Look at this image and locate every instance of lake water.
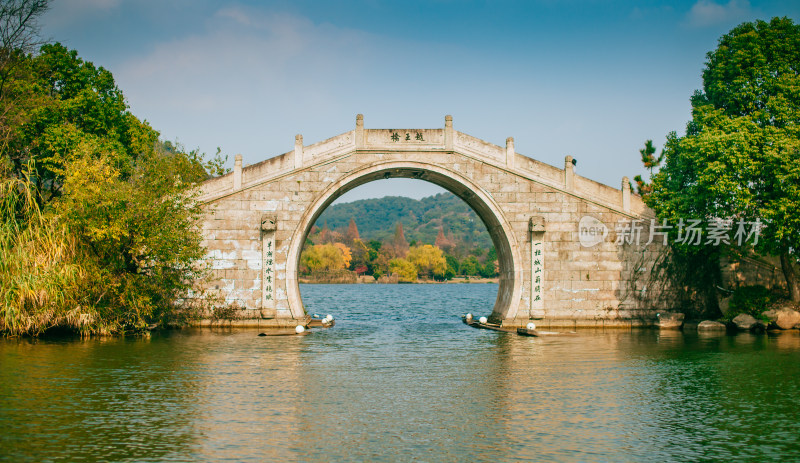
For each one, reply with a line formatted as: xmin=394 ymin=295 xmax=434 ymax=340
xmin=2 ymin=284 xmax=800 ymax=462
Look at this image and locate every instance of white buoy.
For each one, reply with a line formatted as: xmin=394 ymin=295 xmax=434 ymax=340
xmin=479 ymin=316 xmax=488 ymax=324
xmin=295 ymin=325 xmax=305 ymax=334
xmin=465 ymin=313 xmax=473 ymax=321
xmin=526 ymin=322 xmax=536 ymax=331
xmin=326 ymin=314 xmax=334 ymax=321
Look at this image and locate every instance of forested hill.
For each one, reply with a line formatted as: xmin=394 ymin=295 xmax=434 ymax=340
xmin=314 ymin=192 xmax=493 ymax=251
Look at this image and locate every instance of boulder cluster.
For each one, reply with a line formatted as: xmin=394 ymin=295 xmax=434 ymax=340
xmin=656 ymin=306 xmax=800 ymax=332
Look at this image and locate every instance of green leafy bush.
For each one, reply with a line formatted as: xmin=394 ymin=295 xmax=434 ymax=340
xmin=1 ymin=43 xmax=222 ymax=336
xmin=725 ymin=285 xmax=774 ymax=321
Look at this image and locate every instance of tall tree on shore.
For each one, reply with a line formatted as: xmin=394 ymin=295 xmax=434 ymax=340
xmin=647 ymin=17 xmax=800 ymax=302
xmin=633 ymin=140 xmax=664 ymax=195
xmin=392 ymin=222 xmax=409 ymax=257
xmin=318 ymin=221 xmax=332 ymax=244
xmin=300 ymin=243 xmax=347 ymax=273
xmin=345 ymin=217 xmax=360 ymax=244
xmin=435 ymin=225 xmax=454 ymax=252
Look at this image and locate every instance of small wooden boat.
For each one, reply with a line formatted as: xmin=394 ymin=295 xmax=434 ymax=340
xmin=307 ymin=318 xmax=336 ymax=328
xmin=257 ymin=329 xmax=310 ymax=336
xmin=462 ymin=316 xmax=512 ymax=332
xmin=522 ymin=329 xmax=577 ymax=336
xmin=516 ymin=327 xmax=539 ymax=337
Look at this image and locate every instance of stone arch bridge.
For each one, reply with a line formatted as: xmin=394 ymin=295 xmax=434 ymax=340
xmin=197 ymin=115 xmax=669 ymax=328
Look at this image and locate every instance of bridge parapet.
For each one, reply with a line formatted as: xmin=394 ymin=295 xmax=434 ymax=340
xmin=198 ymin=115 xmax=646 ymax=220
xmin=454 ymin=130 xmax=506 ymax=163
xmin=302 ymin=131 xmax=356 ymax=165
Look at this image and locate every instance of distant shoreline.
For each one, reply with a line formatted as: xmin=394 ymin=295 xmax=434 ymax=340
xmin=298 ymin=277 xmax=499 ymax=284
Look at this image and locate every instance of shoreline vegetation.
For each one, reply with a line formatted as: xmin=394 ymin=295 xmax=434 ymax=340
xmin=299 ymin=200 xmax=501 ymax=285
xmin=299 ymin=275 xmax=500 ymax=285
xmin=298 ymin=227 xmax=500 ymax=285
xmin=1 ymin=3 xmax=228 ymax=337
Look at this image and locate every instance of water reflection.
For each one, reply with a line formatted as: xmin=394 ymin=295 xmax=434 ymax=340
xmin=2 ymin=285 xmax=800 ymax=462
xmin=189 ymin=330 xmax=306 ymax=461
xmin=0 ymin=335 xmax=202 ymax=462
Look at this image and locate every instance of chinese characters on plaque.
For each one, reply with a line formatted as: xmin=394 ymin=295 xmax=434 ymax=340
xmin=531 ymin=240 xmax=544 ymax=308
xmin=261 ymin=215 xmax=277 ymax=309
xmin=529 ymin=216 xmax=546 ymax=315
xmin=263 ymin=233 xmax=275 ymax=305
xmin=390 ymin=131 xmax=425 ymax=142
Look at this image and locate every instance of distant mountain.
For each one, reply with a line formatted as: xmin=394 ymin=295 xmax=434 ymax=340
xmin=314 ymin=192 xmax=493 ymax=252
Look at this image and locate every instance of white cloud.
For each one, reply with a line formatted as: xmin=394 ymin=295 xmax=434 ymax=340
xmin=685 ymin=0 xmax=753 ymax=27
xmin=114 ymin=7 xmax=383 ymax=159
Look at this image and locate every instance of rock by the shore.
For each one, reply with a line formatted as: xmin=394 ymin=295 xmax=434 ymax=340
xmin=657 ymin=312 xmax=684 ymax=329
xmin=698 ymin=320 xmax=727 ymax=331
xmin=682 ymin=320 xmax=699 ymax=331
xmin=762 ymin=309 xmax=779 ymax=323
xmin=732 ymin=313 xmax=757 ymax=330
xmin=763 ymin=307 xmax=800 ymax=330
xmin=718 ymin=296 xmax=732 ymax=316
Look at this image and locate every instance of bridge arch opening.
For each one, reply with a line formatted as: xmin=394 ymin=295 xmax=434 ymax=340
xmin=287 ymin=161 xmax=523 ymax=322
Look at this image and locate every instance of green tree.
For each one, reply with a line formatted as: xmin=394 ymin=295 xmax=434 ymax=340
xmin=460 ymin=255 xmax=480 ymax=276
xmin=633 ymin=140 xmax=664 ymax=195
xmin=445 ymin=254 xmax=459 ymax=274
xmin=347 ymin=238 xmax=380 ymax=275
xmin=647 ymin=17 xmax=800 ymax=302
xmin=0 ymin=0 xmax=48 ymax=166
xmin=3 ymin=42 xmax=161 ymax=203
xmin=1 ymin=41 xmax=226 ymax=335
xmin=0 ymin=0 xmax=48 ymax=97
xmin=480 ymin=260 xmax=498 ymax=278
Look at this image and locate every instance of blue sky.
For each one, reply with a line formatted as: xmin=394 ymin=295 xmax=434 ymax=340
xmin=41 ymin=0 xmax=800 ymax=201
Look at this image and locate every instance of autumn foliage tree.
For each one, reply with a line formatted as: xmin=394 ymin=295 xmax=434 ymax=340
xmin=345 ymin=218 xmax=360 ymax=244
xmin=407 ymin=244 xmax=447 ymax=280
xmin=300 ymin=243 xmax=350 ymax=273
xmin=388 ymin=258 xmax=417 ymax=282
xmin=392 ymin=222 xmax=409 ymax=257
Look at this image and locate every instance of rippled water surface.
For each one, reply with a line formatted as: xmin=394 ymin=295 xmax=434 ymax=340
xmin=3 ymin=284 xmax=800 ymax=462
